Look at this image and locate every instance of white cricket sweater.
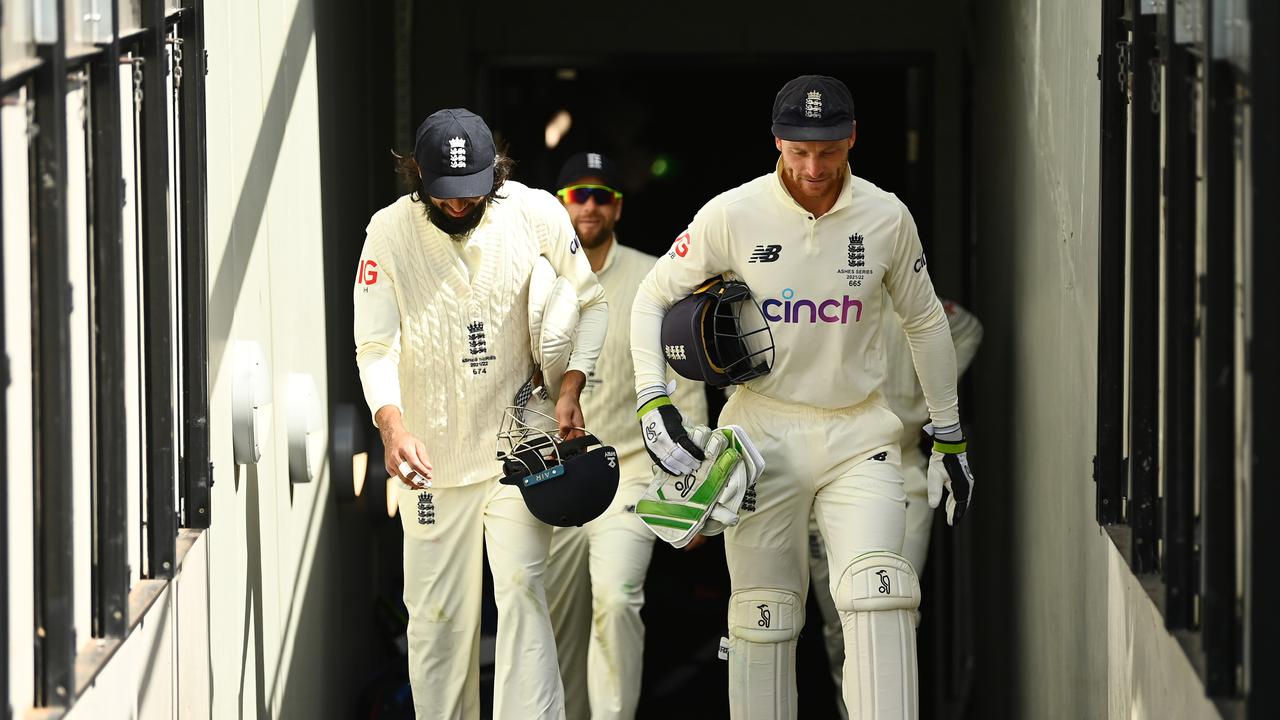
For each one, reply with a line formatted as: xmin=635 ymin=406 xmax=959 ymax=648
xmin=353 ymin=181 xmax=608 ymax=488
xmin=632 ymin=161 xmax=960 ymax=427
xmin=580 ymin=240 xmax=709 ymax=481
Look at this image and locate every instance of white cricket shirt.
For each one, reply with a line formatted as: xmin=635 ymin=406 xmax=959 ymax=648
xmin=581 ymin=240 xmax=709 ymax=481
xmin=632 ymin=162 xmax=960 ymax=427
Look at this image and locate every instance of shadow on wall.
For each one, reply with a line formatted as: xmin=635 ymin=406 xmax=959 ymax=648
xmin=206 ymin=0 xmax=315 ymax=385
xmin=234 ymin=464 xmax=268 ymax=719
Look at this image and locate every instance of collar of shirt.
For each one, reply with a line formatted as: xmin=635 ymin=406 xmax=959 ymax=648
xmin=769 ymin=159 xmax=856 ymax=218
xmin=595 ymin=234 xmax=621 ymax=275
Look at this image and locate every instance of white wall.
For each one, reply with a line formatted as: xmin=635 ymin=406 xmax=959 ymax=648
xmin=67 ymin=0 xmax=360 ymax=716
xmin=971 ymin=1 xmax=1219 ymax=717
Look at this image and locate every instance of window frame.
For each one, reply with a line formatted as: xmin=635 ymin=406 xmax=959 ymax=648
xmin=1 ymin=0 xmax=211 ymax=711
xmin=1094 ymin=0 xmax=1262 ymax=713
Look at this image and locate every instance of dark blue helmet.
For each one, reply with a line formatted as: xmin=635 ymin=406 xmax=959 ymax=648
xmin=661 ymin=277 xmax=774 ymax=388
xmin=496 ymin=405 xmax=619 ymax=527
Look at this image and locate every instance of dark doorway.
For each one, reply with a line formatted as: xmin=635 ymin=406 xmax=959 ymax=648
xmin=480 ymin=56 xmax=937 ymax=719
xmin=482 ymin=57 xmax=933 ymax=262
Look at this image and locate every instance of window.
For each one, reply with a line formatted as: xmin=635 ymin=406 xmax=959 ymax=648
xmin=1094 ymin=0 xmax=1265 ymax=712
xmin=1 ymin=0 xmax=210 ymax=712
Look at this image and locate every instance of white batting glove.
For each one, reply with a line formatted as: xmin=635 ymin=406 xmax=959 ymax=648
xmin=925 ymin=423 xmax=974 ymax=526
xmin=636 ymin=386 xmax=705 ymax=476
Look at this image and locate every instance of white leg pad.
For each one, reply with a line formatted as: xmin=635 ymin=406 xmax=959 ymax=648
xmin=834 ymin=551 xmax=921 ymax=720
xmin=727 ymin=588 xmax=802 ymax=720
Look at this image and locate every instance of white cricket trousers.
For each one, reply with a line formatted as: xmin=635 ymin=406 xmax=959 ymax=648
xmin=544 ymin=474 xmax=655 ymax=720
xmin=719 ymin=386 xmax=912 ymax=720
xmin=808 ymin=443 xmax=930 ymax=719
xmin=397 ymin=478 xmax=566 ymax=719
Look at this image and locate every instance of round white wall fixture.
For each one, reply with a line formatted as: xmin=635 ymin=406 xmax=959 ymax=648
xmin=287 ymin=373 xmax=324 ymax=484
xmin=231 ymin=340 xmax=271 ymax=464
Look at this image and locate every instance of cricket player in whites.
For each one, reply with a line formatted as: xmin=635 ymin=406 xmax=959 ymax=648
xmin=810 ymin=297 xmax=984 ymax=718
xmin=544 ymin=151 xmax=708 ymax=720
xmin=354 ymin=108 xmax=608 ymax=718
xmin=630 ymin=75 xmax=976 ymax=719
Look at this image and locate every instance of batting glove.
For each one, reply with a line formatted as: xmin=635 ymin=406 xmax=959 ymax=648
xmin=925 ymin=423 xmax=974 ymax=526
xmin=637 ymin=388 xmax=705 ymax=476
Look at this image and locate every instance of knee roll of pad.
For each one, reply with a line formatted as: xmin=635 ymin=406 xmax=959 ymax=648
xmin=727 ymin=589 xmax=802 ymax=719
xmin=835 ymin=551 xmax=920 ymax=720
xmin=834 ymin=551 xmax=921 ymax=613
xmin=729 ymin=588 xmax=802 ymax=642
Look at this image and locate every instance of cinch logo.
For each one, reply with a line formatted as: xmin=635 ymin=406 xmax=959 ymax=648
xmin=761 ymin=288 xmax=863 ymax=324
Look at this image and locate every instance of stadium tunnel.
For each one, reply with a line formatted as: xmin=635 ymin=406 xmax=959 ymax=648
xmin=1 ymin=0 xmax=1273 ymax=718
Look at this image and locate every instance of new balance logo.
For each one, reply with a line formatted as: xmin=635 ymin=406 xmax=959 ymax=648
xmin=664 ymin=344 xmax=687 ymax=361
xmin=748 ymin=244 xmax=782 ymax=263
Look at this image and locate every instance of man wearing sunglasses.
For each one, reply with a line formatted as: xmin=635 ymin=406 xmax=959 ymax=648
xmin=354 ymin=110 xmax=609 ymax=718
xmin=544 ymin=151 xmax=708 ymax=720
xmin=628 ymin=75 xmax=976 ymax=719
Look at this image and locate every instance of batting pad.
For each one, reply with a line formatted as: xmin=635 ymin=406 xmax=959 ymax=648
xmin=834 ymin=551 xmax=920 ymax=720
xmin=727 ymin=588 xmax=801 ymax=719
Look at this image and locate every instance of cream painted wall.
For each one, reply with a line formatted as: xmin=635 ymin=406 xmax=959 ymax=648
xmin=972 ymin=1 xmax=1218 ymax=717
xmin=66 ymin=0 xmax=347 ymax=717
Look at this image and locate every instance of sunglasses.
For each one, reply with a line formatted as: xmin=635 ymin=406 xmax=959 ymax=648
xmin=556 ymin=184 xmax=623 ymax=206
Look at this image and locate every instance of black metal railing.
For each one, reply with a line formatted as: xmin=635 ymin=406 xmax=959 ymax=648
xmin=1160 ymin=2 xmax=1197 ymax=632
xmin=1200 ymin=43 xmax=1238 ymax=701
xmin=1093 ymin=0 xmax=1266 ymax=712
xmin=1247 ymin=3 xmax=1278 ymax=715
xmin=33 ymin=0 xmax=78 ymax=706
xmin=1126 ymin=11 xmax=1161 ymax=574
xmin=1094 ymin=0 xmax=1129 ymax=526
xmin=89 ymin=0 xmax=131 ymax=642
xmin=1 ymin=0 xmax=211 ymax=711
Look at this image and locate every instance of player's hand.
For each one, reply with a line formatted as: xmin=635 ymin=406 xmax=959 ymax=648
xmin=555 ymin=370 xmax=587 ymax=440
xmin=924 ymin=424 xmax=973 ymax=525
xmin=636 ymin=394 xmax=704 ymax=475
xmin=683 ymin=534 xmax=708 ymax=552
xmin=556 ymin=393 xmax=586 ymax=441
xmin=380 ymin=416 xmax=433 ymax=490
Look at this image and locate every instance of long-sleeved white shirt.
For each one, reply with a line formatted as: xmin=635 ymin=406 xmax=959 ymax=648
xmin=631 ymin=161 xmax=960 ymax=428
xmin=353 ymin=181 xmax=608 ymax=487
xmin=881 ymin=296 xmax=983 ymax=451
xmin=581 ymin=239 xmax=709 ymax=481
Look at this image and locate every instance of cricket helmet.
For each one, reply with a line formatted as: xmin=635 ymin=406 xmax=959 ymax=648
xmin=495 ymin=404 xmax=618 ymax=527
xmin=661 ymin=276 xmax=774 ymax=388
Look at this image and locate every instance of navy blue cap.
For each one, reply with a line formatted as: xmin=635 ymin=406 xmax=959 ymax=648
xmin=557 ymin=151 xmax=621 ymax=191
xmin=771 ymin=75 xmax=855 ymax=142
xmin=414 ymin=108 xmax=497 ymax=199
